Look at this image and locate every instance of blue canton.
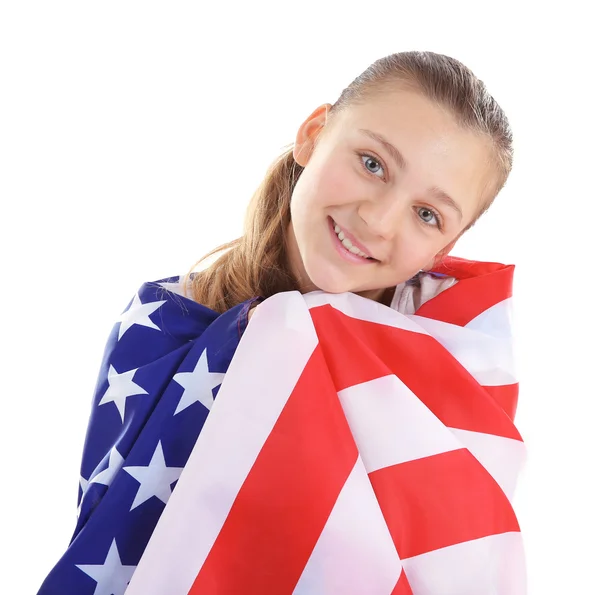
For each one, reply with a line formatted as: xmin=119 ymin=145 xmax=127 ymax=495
xmin=37 ymin=276 xmax=259 ymax=595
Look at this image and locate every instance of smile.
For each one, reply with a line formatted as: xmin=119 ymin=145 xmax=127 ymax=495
xmin=329 ymin=217 xmax=377 ymax=264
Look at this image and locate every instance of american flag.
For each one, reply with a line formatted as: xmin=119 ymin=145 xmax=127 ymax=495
xmin=38 ymin=257 xmax=526 ymax=595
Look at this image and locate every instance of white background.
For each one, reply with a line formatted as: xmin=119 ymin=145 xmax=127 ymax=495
xmin=1 ymin=1 xmax=598 ymax=593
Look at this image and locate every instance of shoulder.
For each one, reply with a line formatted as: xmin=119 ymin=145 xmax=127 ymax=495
xmin=141 ymin=274 xmax=262 ymax=337
xmin=104 ymin=274 xmax=261 ymax=370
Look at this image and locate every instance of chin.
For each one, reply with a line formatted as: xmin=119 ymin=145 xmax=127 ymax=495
xmin=304 ymin=267 xmax=366 ymax=295
xmin=309 ymin=279 xmax=348 ymax=294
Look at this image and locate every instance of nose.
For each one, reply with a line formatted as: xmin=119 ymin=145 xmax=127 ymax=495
xmin=357 ymin=192 xmax=404 ymax=241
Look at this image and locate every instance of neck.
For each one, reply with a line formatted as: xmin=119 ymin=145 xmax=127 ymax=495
xmin=357 ymin=285 xmax=395 ymax=306
xmin=285 ymin=222 xmax=318 ymax=293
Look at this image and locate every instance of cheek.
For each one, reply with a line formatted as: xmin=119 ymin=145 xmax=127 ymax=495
xmin=323 ymin=157 xmax=362 ymax=200
xmin=391 ymin=234 xmax=438 ymax=270
xmin=298 ymin=157 xmax=359 ymax=211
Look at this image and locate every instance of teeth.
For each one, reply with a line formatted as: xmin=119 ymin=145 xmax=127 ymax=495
xmin=332 ymin=220 xmax=371 ymax=259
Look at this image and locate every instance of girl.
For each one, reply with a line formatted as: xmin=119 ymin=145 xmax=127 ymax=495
xmin=38 ymin=51 xmax=525 ymax=594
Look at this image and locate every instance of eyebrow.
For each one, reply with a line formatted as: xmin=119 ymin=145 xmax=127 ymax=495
xmin=358 ymin=128 xmax=463 ymax=220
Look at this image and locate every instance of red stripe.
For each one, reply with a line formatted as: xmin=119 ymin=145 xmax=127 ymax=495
xmin=369 ymin=448 xmax=520 ymax=559
xmin=483 ymin=383 xmax=519 ymax=421
xmin=418 ymin=257 xmax=515 ymax=326
xmin=311 ymin=306 xmax=523 ymax=441
xmin=190 ymin=346 xmax=358 ymax=594
xmin=392 ymin=570 xmax=414 ymax=594
xmin=430 ymin=255 xmax=513 ymax=281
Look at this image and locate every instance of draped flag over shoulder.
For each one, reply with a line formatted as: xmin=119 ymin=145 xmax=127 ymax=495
xmin=37 ymin=257 xmax=527 ymax=595
xmin=126 ymin=257 xmax=527 ymax=595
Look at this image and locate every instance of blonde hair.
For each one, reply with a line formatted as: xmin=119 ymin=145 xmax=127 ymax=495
xmin=185 ymin=50 xmax=514 ymax=312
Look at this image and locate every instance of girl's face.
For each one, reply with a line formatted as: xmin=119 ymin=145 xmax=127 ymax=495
xmin=287 ymin=86 xmax=496 ymax=301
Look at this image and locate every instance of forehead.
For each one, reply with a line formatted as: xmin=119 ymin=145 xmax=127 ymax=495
xmin=334 ymin=87 xmax=471 ymax=146
xmin=329 ymin=88 xmax=495 ymax=219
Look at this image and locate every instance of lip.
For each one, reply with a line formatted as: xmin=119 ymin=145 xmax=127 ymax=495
xmin=329 ymin=217 xmax=377 ymax=259
xmin=329 ymin=217 xmax=377 ymax=265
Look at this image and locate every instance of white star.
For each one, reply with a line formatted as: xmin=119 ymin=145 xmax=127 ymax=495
xmin=157 ymin=276 xmax=191 ymax=298
xmin=77 ymin=475 xmax=89 ymax=518
xmin=77 ymin=447 xmax=124 ymax=517
xmin=76 ymin=539 xmax=136 ymax=595
xmin=90 ymin=446 xmax=125 ymax=488
xmin=157 ymin=281 xmax=183 ymax=296
xmin=123 ymin=441 xmax=184 ymax=511
xmin=98 ymin=365 xmax=148 ymax=423
xmin=117 ymin=292 xmax=166 ymax=340
xmin=173 ymin=348 xmax=225 ymax=415
xmin=79 ymin=474 xmax=89 ymax=495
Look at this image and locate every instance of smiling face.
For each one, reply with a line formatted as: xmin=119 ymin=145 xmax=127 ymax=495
xmin=286 ymin=86 xmax=497 ymax=302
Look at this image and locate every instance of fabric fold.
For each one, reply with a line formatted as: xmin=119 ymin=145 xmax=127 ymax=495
xmin=125 ymin=260 xmax=526 ymax=595
xmin=37 ymin=258 xmax=526 ymax=595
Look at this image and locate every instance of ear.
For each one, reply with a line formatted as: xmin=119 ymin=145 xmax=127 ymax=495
xmin=293 ymin=103 xmax=332 ymax=167
xmin=424 ymin=238 xmax=458 ymax=271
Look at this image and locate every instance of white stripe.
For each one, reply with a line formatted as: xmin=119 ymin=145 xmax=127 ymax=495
xmin=125 ymin=291 xmax=318 ymax=594
xmin=337 ymin=377 xmax=524 ymax=502
xmin=449 ymin=428 xmax=527 ymax=501
xmin=401 ymin=532 xmax=526 ymax=595
xmin=304 ymin=290 xmax=429 ymax=335
xmin=304 ymin=291 xmax=516 ymax=386
xmin=466 ymin=297 xmax=514 ymax=339
xmin=410 ymin=314 xmax=517 ymax=385
xmin=338 ymin=375 xmax=463 ymax=473
xmin=293 ymin=458 xmax=403 ymax=595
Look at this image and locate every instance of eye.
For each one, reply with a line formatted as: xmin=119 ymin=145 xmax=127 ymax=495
xmin=359 ymin=153 xmax=385 ymax=179
xmin=417 ymin=206 xmax=443 ymax=230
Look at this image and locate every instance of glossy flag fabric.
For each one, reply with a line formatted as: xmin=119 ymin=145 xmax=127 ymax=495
xmin=38 ymin=256 xmax=526 ymax=594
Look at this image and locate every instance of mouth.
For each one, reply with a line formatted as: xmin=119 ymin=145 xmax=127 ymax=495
xmin=329 ymin=217 xmax=379 ymax=264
